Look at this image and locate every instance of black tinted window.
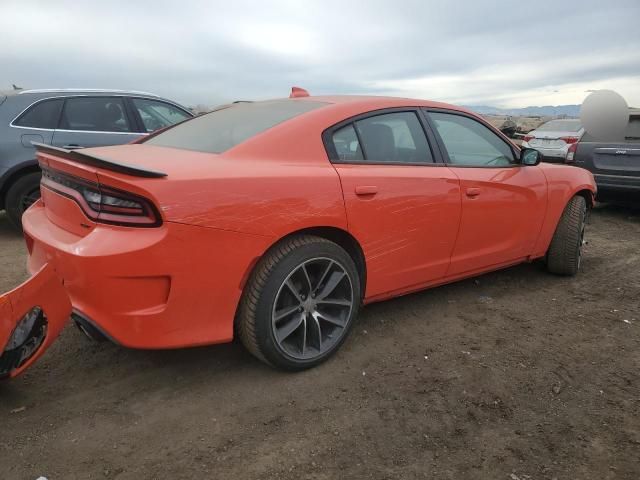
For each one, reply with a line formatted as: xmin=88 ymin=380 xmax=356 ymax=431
xmin=60 ymin=97 xmax=131 ymax=132
xmin=429 ymin=112 xmax=515 ymax=166
xmin=332 ymin=124 xmax=363 ymax=161
xmin=13 ymin=99 xmax=63 ymax=129
xmin=354 ymin=112 xmax=433 ymax=163
xmin=145 ymin=100 xmax=327 ymax=153
xmin=132 ymin=98 xmax=191 ymax=132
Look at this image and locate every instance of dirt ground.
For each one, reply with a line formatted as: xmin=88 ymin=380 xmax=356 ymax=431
xmin=1 ymin=205 xmax=639 ymax=480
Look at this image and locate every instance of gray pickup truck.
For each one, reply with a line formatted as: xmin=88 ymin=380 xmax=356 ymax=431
xmin=572 ymin=109 xmax=640 ymax=200
xmin=0 ymin=88 xmax=192 ymax=229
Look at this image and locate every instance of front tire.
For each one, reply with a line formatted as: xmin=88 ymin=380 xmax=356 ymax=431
xmin=546 ymin=195 xmax=587 ymax=276
xmin=237 ymin=235 xmax=361 ymax=370
xmin=5 ymin=172 xmax=41 ymax=231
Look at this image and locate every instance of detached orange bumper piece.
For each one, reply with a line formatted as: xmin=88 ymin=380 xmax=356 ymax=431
xmin=0 ymin=264 xmax=71 ymax=378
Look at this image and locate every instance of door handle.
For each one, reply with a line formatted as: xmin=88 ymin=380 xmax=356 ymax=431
xmin=465 ymin=187 xmax=481 ymax=198
xmin=62 ymin=144 xmax=83 ymax=150
xmin=355 ymin=185 xmax=378 ymax=196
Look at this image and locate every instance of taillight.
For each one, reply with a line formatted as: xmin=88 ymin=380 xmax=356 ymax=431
xmin=40 ymin=168 xmax=161 ymax=227
xmin=560 ymin=136 xmax=579 ymax=144
xmin=523 ymin=135 xmax=534 ymax=143
xmin=565 ymin=143 xmax=578 ymax=163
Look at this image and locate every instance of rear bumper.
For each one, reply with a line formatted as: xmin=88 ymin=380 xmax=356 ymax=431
xmin=0 ymin=263 xmax=72 ymax=378
xmin=594 ymin=173 xmax=640 ymax=192
xmin=22 ymin=201 xmax=272 ymax=349
xmin=522 ymin=143 xmax=568 ymax=161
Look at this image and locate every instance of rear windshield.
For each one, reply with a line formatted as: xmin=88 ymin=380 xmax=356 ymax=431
xmin=537 ymin=119 xmax=582 ymax=132
xmin=144 ymin=99 xmax=327 ymax=153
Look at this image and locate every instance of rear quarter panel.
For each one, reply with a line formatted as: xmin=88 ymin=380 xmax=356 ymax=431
xmin=531 ymin=164 xmax=596 ymax=258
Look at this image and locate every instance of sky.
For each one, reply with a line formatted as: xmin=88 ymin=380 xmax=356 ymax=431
xmin=1 ymin=0 xmax=639 ymax=108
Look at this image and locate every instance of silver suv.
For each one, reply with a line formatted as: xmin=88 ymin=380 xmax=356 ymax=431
xmin=0 ymin=88 xmax=193 ymax=229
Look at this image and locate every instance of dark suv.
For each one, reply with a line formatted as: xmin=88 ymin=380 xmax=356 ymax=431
xmin=571 ymin=108 xmax=640 ymax=200
xmin=0 ymin=88 xmax=192 ymax=228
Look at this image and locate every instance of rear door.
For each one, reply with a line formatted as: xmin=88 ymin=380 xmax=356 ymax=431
xmin=51 ymin=96 xmax=142 ymax=149
xmin=425 ymin=109 xmax=547 ymax=276
xmin=325 ymin=109 xmax=461 ymax=299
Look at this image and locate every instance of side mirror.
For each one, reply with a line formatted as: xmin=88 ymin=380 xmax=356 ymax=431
xmin=520 ymin=148 xmax=541 ymax=166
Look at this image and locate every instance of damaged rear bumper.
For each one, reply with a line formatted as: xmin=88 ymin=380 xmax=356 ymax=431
xmin=0 ymin=263 xmax=72 ymax=378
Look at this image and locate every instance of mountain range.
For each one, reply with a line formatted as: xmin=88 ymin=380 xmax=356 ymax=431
xmin=465 ymin=104 xmax=581 ymax=117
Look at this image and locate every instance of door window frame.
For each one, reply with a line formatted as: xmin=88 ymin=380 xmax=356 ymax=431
xmin=322 ymin=107 xmax=447 ymax=166
xmin=421 ymin=108 xmax=521 ymax=168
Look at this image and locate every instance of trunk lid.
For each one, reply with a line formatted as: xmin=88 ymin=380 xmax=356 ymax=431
xmin=529 ymin=130 xmax=576 ymax=148
xmin=35 ymin=143 xmax=223 ymax=234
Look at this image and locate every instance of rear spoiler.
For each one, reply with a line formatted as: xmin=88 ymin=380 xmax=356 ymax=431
xmin=31 ymin=142 xmax=167 ymax=178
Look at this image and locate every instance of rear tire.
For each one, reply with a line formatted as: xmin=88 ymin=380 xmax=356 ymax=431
xmin=237 ymin=235 xmax=361 ymax=371
xmin=5 ymin=172 xmax=41 ymax=231
xmin=546 ymin=195 xmax=587 ymax=276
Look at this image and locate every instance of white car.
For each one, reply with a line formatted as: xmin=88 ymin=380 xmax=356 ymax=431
xmin=521 ymin=119 xmax=584 ymax=163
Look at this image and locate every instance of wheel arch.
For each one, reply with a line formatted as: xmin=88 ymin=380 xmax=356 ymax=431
xmin=239 ymin=226 xmax=367 ymax=301
xmin=0 ymin=161 xmax=40 ymax=210
xmin=574 ymin=187 xmax=596 ymax=209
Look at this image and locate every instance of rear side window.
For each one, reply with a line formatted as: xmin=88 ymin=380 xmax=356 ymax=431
xmin=60 ymin=97 xmax=131 ymax=132
xmin=330 ymin=111 xmax=433 ymax=164
xmin=332 ymin=125 xmax=363 ymax=161
xmin=356 ymin=112 xmax=432 ymax=163
xmin=145 ymin=100 xmax=327 ymax=153
xmin=132 ymin=98 xmax=191 ymax=132
xmin=13 ymin=98 xmax=63 ymax=129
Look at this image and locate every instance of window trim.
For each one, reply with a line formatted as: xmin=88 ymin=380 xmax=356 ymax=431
xmin=9 ymin=94 xmax=188 ymax=135
xmin=322 ymin=107 xmax=446 ymax=166
xmin=422 ymin=108 xmax=521 ymax=168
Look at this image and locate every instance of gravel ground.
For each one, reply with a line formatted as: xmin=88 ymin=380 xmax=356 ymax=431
xmin=1 ymin=205 xmax=639 ymax=480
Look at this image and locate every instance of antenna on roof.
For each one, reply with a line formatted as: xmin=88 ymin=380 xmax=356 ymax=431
xmin=290 ymin=86 xmax=310 ymax=98
xmin=12 ymin=84 xmax=22 ymax=91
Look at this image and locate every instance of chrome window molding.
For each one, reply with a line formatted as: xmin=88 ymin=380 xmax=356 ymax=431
xmin=8 ymin=94 xmax=185 ymax=134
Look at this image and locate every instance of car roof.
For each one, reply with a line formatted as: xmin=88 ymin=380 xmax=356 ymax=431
xmin=293 ymin=94 xmax=471 ymax=112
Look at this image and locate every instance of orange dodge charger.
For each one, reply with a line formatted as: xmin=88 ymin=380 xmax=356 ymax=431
xmin=0 ymin=91 xmax=596 ymax=376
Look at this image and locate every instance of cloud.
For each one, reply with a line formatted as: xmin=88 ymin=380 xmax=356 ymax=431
xmin=1 ymin=0 xmax=639 ymax=108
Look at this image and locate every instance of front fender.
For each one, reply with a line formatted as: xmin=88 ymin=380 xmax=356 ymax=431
xmin=531 ymin=165 xmax=597 ymax=258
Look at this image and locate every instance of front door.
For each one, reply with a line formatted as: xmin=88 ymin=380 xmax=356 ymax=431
xmin=425 ymin=110 xmax=547 ymax=276
xmin=326 ymin=110 xmax=462 ymax=299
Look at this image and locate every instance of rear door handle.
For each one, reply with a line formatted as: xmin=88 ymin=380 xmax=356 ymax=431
xmin=355 ymin=185 xmax=378 ymax=196
xmin=466 ymin=187 xmax=481 ymax=198
xmin=62 ymin=144 xmax=83 ymax=150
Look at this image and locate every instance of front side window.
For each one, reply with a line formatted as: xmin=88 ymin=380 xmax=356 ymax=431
xmin=355 ymin=112 xmax=433 ymax=163
xmin=13 ymin=98 xmax=64 ymax=129
xmin=429 ymin=112 xmax=515 ymax=167
xmin=60 ymin=97 xmax=131 ymax=133
xmin=132 ymin=98 xmax=191 ymax=132
xmin=145 ymin=99 xmax=327 ymax=153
